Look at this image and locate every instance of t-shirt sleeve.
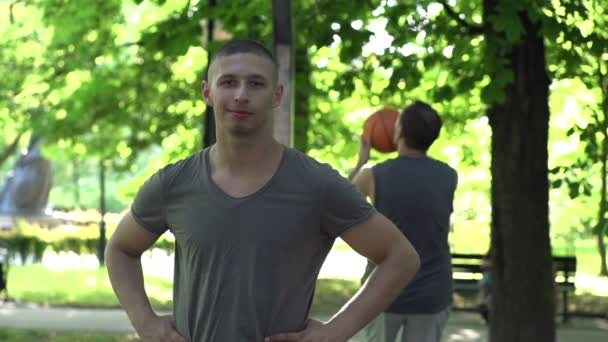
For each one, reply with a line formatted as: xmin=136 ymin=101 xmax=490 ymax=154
xmin=320 ymin=166 xmax=376 ymax=238
xmin=131 ymin=171 xmax=168 ymax=235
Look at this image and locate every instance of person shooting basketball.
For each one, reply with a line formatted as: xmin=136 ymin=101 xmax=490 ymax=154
xmin=350 ymin=101 xmax=458 ymax=342
xmin=348 ymin=107 xmax=399 ymax=181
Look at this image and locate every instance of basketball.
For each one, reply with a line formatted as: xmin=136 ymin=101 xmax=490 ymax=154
xmin=363 ymin=107 xmax=399 ymax=153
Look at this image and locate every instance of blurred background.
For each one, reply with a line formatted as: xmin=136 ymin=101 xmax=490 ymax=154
xmin=0 ymin=0 xmax=607 ymax=341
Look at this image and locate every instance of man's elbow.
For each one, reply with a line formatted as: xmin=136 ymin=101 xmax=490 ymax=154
xmin=393 ymin=237 xmax=421 ymax=280
xmin=104 ymin=239 xmax=117 ymax=267
xmin=409 ymin=247 xmax=421 ymax=275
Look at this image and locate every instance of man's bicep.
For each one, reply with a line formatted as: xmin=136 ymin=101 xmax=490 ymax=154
xmin=340 ymin=212 xmax=408 ymax=265
xmin=108 ymin=211 xmax=162 ymax=257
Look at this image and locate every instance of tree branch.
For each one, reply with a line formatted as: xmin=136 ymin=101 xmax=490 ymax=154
xmin=437 ymin=0 xmax=484 ymax=35
xmin=0 ymin=132 xmax=24 ymax=168
xmin=117 ymin=41 xmax=142 ymax=48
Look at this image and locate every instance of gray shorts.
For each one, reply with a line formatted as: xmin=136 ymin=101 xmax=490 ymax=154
xmin=365 ymin=308 xmax=449 ymax=342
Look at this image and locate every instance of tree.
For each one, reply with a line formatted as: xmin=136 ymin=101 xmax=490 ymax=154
xmin=0 ymin=2 xmax=47 ymax=169
xmin=483 ymin=2 xmax=555 ymax=339
xmin=548 ymin=0 xmax=608 ymax=276
xmin=372 ymin=0 xmax=588 ymax=340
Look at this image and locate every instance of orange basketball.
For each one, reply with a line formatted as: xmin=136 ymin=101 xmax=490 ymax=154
xmin=363 ymin=107 xmax=399 ymax=153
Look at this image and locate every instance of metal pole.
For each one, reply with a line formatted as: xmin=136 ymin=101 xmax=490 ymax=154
xmin=98 ymin=159 xmax=106 ymax=267
xmin=272 ymin=0 xmax=294 ymax=147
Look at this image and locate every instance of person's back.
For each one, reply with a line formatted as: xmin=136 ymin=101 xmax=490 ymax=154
xmin=352 ymin=101 xmax=457 ymax=342
xmin=372 ymin=156 xmax=456 ymax=314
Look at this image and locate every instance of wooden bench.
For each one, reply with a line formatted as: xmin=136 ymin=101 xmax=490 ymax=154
xmin=451 ymin=253 xmax=577 ymax=322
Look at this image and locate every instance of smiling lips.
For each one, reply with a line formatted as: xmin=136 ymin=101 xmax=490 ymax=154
xmin=228 ymin=109 xmax=254 ymax=119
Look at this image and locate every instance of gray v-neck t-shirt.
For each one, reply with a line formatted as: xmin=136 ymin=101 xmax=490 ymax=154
xmin=131 ymin=147 xmax=375 ymax=341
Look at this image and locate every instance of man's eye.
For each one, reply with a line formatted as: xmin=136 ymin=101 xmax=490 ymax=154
xmin=220 ymin=80 xmax=235 ymax=86
xmin=250 ymin=81 xmax=264 ymax=87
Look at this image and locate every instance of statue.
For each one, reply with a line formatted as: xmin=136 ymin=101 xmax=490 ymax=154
xmin=0 ymin=138 xmax=53 ymax=217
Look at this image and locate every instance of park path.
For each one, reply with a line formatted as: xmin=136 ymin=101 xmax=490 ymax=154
xmin=1 ymin=302 xmax=607 ymax=341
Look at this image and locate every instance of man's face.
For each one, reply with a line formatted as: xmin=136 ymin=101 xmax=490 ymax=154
xmin=202 ymin=53 xmax=283 ymax=137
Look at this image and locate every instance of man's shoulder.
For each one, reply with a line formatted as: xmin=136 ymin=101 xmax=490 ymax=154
xmin=156 ymin=150 xmax=205 ymax=186
xmin=428 ymin=157 xmax=456 ymax=171
xmin=283 ymin=148 xmax=345 ymax=185
xmin=285 ymin=148 xmax=335 ymax=174
xmin=375 ymin=156 xmax=456 ymax=174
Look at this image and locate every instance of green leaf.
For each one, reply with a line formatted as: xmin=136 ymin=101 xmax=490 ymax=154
xmin=552 ymin=178 xmax=563 ymax=189
xmin=568 ymin=182 xmax=581 ymax=198
xmin=582 ymin=183 xmax=593 ymax=196
xmin=435 ymin=85 xmax=455 ymax=101
xmin=543 ymin=16 xmax=561 ymax=42
xmin=489 ymin=11 xmax=525 ymax=43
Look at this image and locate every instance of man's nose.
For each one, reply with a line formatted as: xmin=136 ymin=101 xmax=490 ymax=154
xmin=234 ymin=83 xmax=249 ymax=102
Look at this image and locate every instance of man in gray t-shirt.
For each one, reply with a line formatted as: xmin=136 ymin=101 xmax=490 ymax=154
xmin=105 ymin=39 xmax=420 ymax=342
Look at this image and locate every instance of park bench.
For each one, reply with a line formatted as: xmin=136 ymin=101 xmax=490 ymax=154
xmin=451 ymin=253 xmax=577 ymax=322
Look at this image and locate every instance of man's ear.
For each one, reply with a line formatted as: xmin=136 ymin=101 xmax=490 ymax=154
xmin=272 ymin=84 xmax=284 ymax=108
xmin=201 ymin=80 xmax=213 ymax=106
xmin=393 ymin=120 xmax=403 ymax=145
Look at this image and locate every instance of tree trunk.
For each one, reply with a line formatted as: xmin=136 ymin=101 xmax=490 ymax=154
xmin=294 ymin=45 xmax=311 ymax=152
xmin=597 ymin=71 xmax=608 ymax=276
xmin=598 ymin=219 xmax=608 ymax=276
xmin=597 ymin=136 xmax=607 ymax=276
xmin=484 ymin=2 xmax=556 ymax=341
xmin=202 ymin=0 xmax=217 ymax=149
xmin=72 ymin=159 xmax=81 ymax=209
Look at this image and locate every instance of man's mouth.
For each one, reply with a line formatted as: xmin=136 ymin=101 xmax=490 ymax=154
xmin=227 ymin=110 xmax=254 ymax=119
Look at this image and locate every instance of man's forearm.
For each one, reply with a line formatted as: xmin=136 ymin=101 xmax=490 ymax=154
xmin=348 ymin=162 xmax=364 ymax=181
xmin=325 ymin=246 xmax=419 ymax=340
xmin=105 ymin=244 xmax=157 ymax=332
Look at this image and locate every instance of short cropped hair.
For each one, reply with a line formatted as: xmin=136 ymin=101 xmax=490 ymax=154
xmin=399 ymin=101 xmax=443 ymax=151
xmin=206 ymin=39 xmax=278 ymax=82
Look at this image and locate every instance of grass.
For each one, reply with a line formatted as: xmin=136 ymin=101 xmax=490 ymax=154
xmin=311 ymin=278 xmax=359 ymax=316
xmin=7 ymin=264 xmax=606 ymax=315
xmin=6 ymin=265 xmax=173 ymax=311
xmin=5 ymin=265 xmax=358 ymax=316
xmin=2 ymin=266 xmax=360 ymax=341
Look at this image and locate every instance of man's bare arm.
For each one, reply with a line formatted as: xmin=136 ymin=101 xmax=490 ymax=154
xmin=326 ymin=213 xmax=419 ymax=340
xmin=351 ymin=166 xmax=375 ymax=203
xmin=348 ymin=139 xmax=371 ymax=181
xmin=105 ymin=211 xmax=185 ymax=341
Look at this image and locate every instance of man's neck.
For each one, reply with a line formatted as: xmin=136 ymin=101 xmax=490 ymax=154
xmin=210 ymin=132 xmax=283 ymax=175
xmin=397 ymin=142 xmax=426 ymax=158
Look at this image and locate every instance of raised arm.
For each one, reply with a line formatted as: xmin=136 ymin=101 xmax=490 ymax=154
xmin=105 ymin=211 xmax=185 ymax=342
xmin=351 ymin=166 xmax=375 ymax=203
xmin=348 ymin=138 xmax=372 ymax=181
